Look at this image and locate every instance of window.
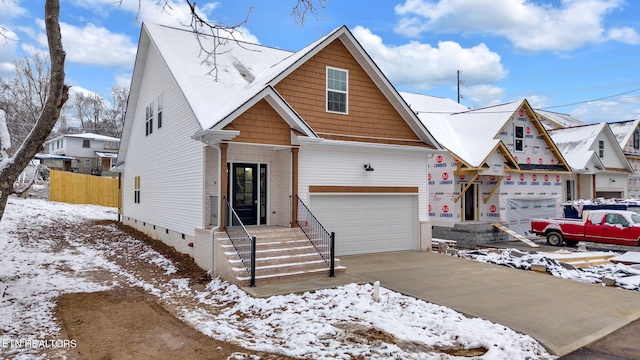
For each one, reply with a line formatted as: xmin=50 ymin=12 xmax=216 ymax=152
xmin=326 ymin=67 xmax=347 ymax=113
xmin=82 ymin=139 xmax=90 ymax=148
xmin=157 ymin=93 xmax=163 ymax=129
xmin=110 ymin=158 xmax=117 ymax=168
xmin=599 ymin=140 xmax=604 ymax=158
xmin=514 ymin=125 xmax=524 ymax=152
xmin=145 ymin=101 xmax=154 ymax=136
xmin=634 ymin=129 xmax=640 ymax=150
xmin=134 ymin=176 xmax=141 ymax=203
xmin=84 ymin=159 xmax=92 ymax=167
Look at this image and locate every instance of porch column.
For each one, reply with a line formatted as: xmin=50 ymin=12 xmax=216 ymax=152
xmin=592 ymin=174 xmax=596 ymax=198
xmin=291 ymin=147 xmax=299 ymax=228
xmin=576 ymin=174 xmax=581 ymax=199
xmin=220 ymin=143 xmax=228 ymax=231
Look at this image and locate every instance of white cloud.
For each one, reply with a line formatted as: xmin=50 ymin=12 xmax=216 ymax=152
xmin=394 ymin=0 xmax=640 ymax=52
xmin=34 ymin=21 xmax=137 ymax=68
xmin=352 ymin=26 xmax=507 ymax=90
xmin=0 ymin=1 xmax=28 ymax=22
xmin=570 ymin=96 xmax=640 ymax=123
xmin=460 ymin=84 xmax=505 ymax=107
xmin=0 ymin=27 xmax=19 ymax=77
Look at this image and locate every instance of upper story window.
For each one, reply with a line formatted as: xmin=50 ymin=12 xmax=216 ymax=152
xmin=157 ymin=93 xmax=163 ymax=129
xmin=326 ymin=67 xmax=348 ymax=114
xmin=145 ymin=101 xmax=154 ymax=136
xmin=634 ymin=129 xmax=640 ymax=150
xmin=82 ymin=139 xmax=90 ymax=148
xmin=514 ymin=125 xmax=524 ymax=152
xmin=599 ymin=140 xmax=604 ymax=158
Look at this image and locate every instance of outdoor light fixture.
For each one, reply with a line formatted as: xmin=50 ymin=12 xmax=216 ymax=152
xmin=610 ymin=178 xmax=616 ymax=183
xmin=364 ymin=163 xmax=375 ymax=172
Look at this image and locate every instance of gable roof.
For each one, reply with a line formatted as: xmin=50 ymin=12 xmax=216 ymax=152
xmin=609 ymin=118 xmax=640 ymax=150
xmin=119 ymin=24 xmax=440 ymax=165
xmin=548 ymin=122 xmax=632 ymax=173
xmin=416 ymin=99 xmax=569 ymax=172
xmin=535 ymin=109 xmax=586 ymax=130
xmin=46 ymin=132 xmax=120 ymax=144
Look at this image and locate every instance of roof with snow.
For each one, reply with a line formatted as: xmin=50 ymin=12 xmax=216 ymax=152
xmin=47 ymin=133 xmax=120 ymax=143
xmin=548 ymin=122 xmax=632 ymax=173
xmin=535 ymin=109 xmax=586 ymax=130
xmin=118 ymin=23 xmax=440 ymax=166
xmin=609 ymin=119 xmax=640 ymax=149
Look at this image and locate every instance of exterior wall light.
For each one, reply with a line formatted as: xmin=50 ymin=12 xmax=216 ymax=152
xmin=364 ymin=163 xmax=374 ymax=172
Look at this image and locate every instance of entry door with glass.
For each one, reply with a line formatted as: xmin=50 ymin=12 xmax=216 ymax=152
xmin=230 ymin=163 xmax=267 ymax=225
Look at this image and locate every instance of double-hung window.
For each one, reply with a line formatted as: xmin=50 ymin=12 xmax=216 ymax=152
xmin=514 ymin=125 xmax=524 ymax=152
xmin=326 ymin=67 xmax=348 ymax=114
xmin=599 ymin=140 xmax=604 ymax=158
xmin=134 ymin=176 xmax=141 ymax=203
xmin=634 ymin=129 xmax=639 ymax=150
xmin=145 ymin=102 xmax=154 ymax=136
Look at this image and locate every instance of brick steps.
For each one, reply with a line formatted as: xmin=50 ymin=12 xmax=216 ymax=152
xmin=217 ymin=227 xmax=344 ymax=286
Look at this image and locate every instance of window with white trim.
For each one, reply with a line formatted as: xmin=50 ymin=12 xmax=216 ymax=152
xmin=145 ymin=101 xmax=154 ymax=136
xmin=599 ymin=140 xmax=604 ymax=158
xmin=326 ymin=67 xmax=348 ymax=114
xmin=514 ymin=125 xmax=524 ymax=152
xmin=134 ymin=176 xmax=141 ymax=203
xmin=84 ymin=159 xmax=92 ymax=167
xmin=634 ymin=129 xmax=639 ymax=150
xmin=157 ymin=93 xmax=163 ymax=129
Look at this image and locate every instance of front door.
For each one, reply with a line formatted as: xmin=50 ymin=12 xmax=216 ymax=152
xmin=232 ymin=163 xmax=258 ymax=225
xmin=462 ymin=183 xmax=477 ymax=221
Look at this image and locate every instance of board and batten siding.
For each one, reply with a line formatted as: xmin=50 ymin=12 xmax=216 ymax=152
xmin=121 ymin=42 xmax=205 ymax=236
xmin=298 ymin=142 xmax=428 ymax=221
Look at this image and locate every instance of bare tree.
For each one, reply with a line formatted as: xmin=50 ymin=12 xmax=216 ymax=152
xmin=0 ymin=0 xmax=325 ymax=222
xmin=103 ymin=84 xmax=129 ymax=138
xmin=0 ymin=0 xmax=68 ymax=221
xmin=72 ymin=91 xmax=105 ymax=133
xmin=0 ymin=52 xmax=51 ymax=155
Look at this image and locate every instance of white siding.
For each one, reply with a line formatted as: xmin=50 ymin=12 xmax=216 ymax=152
xmin=298 ymin=142 xmax=428 ymax=221
xmin=121 ymin=43 xmax=205 ymax=236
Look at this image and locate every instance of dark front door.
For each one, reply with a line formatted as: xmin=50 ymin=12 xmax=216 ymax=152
xmin=232 ymin=163 xmax=258 ymax=225
xmin=463 ymin=183 xmax=476 ymax=221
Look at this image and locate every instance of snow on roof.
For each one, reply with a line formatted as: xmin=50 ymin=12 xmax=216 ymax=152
xmin=399 ymin=91 xmax=469 ymax=119
xmin=34 ymin=153 xmax=77 ymax=160
xmin=609 ymin=119 xmax=640 ymax=148
xmin=145 ymin=23 xmax=295 ymax=130
xmin=95 ymin=152 xmax=118 ymax=158
xmin=535 ymin=109 xmax=586 ymax=130
xmin=54 ymin=133 xmax=120 ymax=142
xmin=548 ymin=123 xmax=604 ymax=154
xmin=422 ymin=101 xmax=521 ymax=167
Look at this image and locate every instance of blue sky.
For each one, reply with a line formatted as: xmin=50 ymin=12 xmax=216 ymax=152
xmin=2 ymin=0 xmax=640 ymax=124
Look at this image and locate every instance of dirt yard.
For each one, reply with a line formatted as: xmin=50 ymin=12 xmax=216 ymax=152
xmin=47 ymin=220 xmax=297 ymax=360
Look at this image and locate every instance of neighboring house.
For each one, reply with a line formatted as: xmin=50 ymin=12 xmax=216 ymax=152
xmin=609 ymin=119 xmax=640 ymax=199
xmin=413 ymin=98 xmax=571 ymax=238
xmin=535 ymin=109 xmax=586 ymax=130
xmin=44 ymin=133 xmax=120 ymax=176
xmin=548 ymin=123 xmax=633 ymax=200
xmin=117 ymin=23 xmax=442 ymax=279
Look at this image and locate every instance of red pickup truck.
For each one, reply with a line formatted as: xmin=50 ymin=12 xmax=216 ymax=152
xmin=530 ymin=210 xmax=640 ymax=246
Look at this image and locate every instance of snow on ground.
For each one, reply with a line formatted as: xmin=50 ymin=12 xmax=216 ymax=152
xmin=0 ymin=197 xmax=554 ymax=359
xmin=456 ymin=247 xmax=640 ymax=290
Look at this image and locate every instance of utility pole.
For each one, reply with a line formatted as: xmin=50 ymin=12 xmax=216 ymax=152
xmin=457 ymin=70 xmax=465 ymax=103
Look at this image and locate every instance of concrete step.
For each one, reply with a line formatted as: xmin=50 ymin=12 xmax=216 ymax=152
xmin=236 ymin=265 xmax=346 ymax=286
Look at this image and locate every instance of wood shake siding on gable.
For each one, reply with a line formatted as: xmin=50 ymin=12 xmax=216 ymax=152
xmin=275 ymin=39 xmax=423 ymax=146
xmin=223 ymin=99 xmax=292 ymax=146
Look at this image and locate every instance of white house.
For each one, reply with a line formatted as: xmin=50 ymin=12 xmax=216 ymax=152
xmin=548 ymin=123 xmax=633 ymax=200
xmin=609 ymin=119 xmax=640 ymax=198
xmin=44 ymin=132 xmax=120 ymax=176
xmin=117 ymin=23 xmax=442 ymax=284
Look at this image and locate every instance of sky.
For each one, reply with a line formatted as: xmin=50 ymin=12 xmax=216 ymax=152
xmin=2 ymin=0 xmax=640 ymax=124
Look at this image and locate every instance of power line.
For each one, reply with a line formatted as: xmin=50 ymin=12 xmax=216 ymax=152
xmin=540 ymin=87 xmax=640 ymax=110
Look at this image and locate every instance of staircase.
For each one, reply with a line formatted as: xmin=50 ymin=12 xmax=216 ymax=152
xmin=217 ymin=227 xmax=345 ymax=286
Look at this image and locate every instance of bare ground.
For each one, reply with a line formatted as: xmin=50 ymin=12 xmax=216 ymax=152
xmin=42 ymin=219 xmax=297 ymax=360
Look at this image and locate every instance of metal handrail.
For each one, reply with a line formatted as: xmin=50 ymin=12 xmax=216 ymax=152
xmin=224 ymin=198 xmax=256 ymax=287
xmin=296 ymin=195 xmax=335 ymax=277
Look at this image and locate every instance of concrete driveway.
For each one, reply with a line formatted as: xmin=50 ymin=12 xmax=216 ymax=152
xmin=339 ymin=251 xmax=640 ymax=356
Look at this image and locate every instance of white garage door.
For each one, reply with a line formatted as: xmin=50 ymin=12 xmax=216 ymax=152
xmin=310 ymin=195 xmax=417 ymax=256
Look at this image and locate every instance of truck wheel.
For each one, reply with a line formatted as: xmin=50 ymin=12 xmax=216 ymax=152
xmin=546 ymin=232 xmax=563 ymax=246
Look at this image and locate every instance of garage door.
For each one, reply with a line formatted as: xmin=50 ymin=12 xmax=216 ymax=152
xmin=310 ymin=195 xmax=417 ymax=256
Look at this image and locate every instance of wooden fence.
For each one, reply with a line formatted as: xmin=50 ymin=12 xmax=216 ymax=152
xmin=49 ymin=170 xmax=119 ymax=207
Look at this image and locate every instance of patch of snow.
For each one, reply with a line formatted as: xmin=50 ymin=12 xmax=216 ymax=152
xmin=0 ymin=197 xmax=554 ymax=359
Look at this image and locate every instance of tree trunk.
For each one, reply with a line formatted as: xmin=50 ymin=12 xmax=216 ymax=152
xmin=0 ymin=0 xmax=68 ymax=222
